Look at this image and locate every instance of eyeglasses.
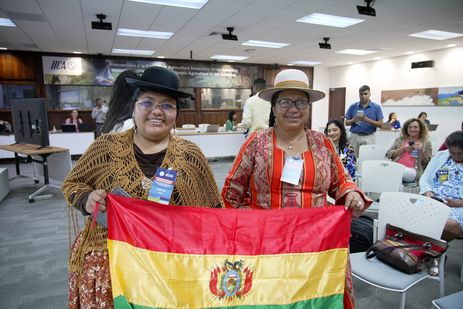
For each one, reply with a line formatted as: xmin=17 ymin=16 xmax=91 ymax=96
xmin=136 ymin=99 xmax=177 ymax=112
xmin=277 ymin=98 xmax=310 ymax=110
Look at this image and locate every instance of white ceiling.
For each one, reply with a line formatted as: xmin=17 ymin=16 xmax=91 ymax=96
xmin=0 ymin=0 xmax=462 ymax=67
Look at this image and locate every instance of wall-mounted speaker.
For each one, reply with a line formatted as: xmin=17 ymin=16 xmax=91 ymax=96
xmin=411 ymin=60 xmax=434 ymax=69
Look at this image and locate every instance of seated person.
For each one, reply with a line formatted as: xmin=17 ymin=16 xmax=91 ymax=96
xmin=65 ymin=109 xmax=83 ymax=132
xmin=420 ymin=130 xmax=463 ymax=242
xmin=324 ymin=119 xmax=356 ymax=179
xmin=386 ymin=112 xmax=401 ymax=129
xmin=224 ymin=111 xmax=238 ymax=131
xmin=418 ymin=111 xmax=431 ymax=125
xmin=386 ymin=118 xmax=432 ymax=183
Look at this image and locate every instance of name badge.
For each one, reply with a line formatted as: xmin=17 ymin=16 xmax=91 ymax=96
xmin=281 ymin=156 xmax=303 ymax=186
xmin=148 ymin=167 xmax=177 ymax=204
xmin=437 ymin=169 xmax=449 ymax=183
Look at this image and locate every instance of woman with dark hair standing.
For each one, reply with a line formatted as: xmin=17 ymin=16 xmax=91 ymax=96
xmin=325 ymin=119 xmax=356 ymax=178
xmin=63 ymin=66 xmax=223 ymax=308
xmin=224 ymin=110 xmax=238 ymax=131
xmin=101 ymin=69 xmax=138 ymax=134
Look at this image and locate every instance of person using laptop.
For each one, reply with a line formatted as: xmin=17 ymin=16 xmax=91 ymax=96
xmin=224 ymin=111 xmax=238 ymax=131
xmin=418 ymin=111 xmax=431 ymax=125
xmin=65 ymin=109 xmax=83 ymax=132
xmin=386 ymin=118 xmax=432 ymax=183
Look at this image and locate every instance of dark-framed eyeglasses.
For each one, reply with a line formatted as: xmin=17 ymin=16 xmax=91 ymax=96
xmin=136 ymin=99 xmax=177 ymax=112
xmin=277 ymin=98 xmax=310 ymax=110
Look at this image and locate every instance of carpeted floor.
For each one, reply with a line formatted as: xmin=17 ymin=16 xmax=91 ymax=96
xmin=0 ymin=159 xmax=461 ymax=308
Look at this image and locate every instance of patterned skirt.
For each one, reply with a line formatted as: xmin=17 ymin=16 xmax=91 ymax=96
xmin=68 ymin=231 xmax=113 ymax=309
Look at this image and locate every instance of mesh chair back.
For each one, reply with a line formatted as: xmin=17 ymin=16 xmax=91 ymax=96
xmin=378 ymin=192 xmax=451 ymax=240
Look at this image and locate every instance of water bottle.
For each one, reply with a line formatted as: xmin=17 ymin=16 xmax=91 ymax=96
xmin=410 ymin=148 xmax=419 ymax=158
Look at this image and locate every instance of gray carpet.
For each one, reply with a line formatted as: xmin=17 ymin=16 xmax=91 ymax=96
xmin=0 ymin=159 xmax=461 ymax=309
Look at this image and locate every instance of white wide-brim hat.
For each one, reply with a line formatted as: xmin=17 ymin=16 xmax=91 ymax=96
xmin=258 ymin=69 xmax=325 ymax=103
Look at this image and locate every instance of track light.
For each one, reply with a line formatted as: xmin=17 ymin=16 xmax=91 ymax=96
xmin=319 ymin=37 xmax=331 ymax=49
xmin=357 ymin=0 xmax=376 ymax=16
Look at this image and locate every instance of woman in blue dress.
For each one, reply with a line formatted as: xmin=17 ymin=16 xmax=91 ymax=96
xmin=325 ymin=119 xmax=356 ymax=179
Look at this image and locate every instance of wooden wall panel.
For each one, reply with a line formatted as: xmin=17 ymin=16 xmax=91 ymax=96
xmin=0 ymin=52 xmax=40 ymax=81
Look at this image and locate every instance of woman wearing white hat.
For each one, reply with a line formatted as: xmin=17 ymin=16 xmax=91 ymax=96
xmin=221 ymin=69 xmax=371 ymax=308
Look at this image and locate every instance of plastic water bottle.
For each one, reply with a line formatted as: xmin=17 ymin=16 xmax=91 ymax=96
xmin=410 ymin=148 xmax=419 ymax=158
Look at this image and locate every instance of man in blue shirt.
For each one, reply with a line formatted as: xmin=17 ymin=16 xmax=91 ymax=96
xmin=345 ymin=85 xmax=384 ymax=156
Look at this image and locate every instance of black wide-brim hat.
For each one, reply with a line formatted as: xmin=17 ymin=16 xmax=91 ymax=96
xmin=126 ymin=66 xmax=192 ymax=99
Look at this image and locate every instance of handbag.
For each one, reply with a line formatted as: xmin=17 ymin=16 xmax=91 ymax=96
xmin=365 ymin=224 xmax=448 ymax=274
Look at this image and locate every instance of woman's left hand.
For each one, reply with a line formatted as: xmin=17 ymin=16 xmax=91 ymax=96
xmin=446 ymin=198 xmax=463 ymax=208
xmin=344 ymin=191 xmax=365 ymax=216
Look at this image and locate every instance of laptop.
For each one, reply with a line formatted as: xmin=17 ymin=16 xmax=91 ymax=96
xmin=78 ymin=123 xmax=93 ymax=132
xmin=206 ymin=124 xmax=220 ymax=133
xmin=427 ymin=124 xmax=438 ymax=131
xmin=61 ymin=124 xmax=77 ymax=132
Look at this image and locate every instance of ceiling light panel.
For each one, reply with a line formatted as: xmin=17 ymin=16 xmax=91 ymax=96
xmin=409 ymin=30 xmax=463 ymax=40
xmin=336 ymin=49 xmax=378 ymax=55
xmin=112 ymin=48 xmax=155 ymax=55
xmin=289 ymin=60 xmax=322 ymax=66
xmin=0 ymin=18 xmax=16 ymax=27
xmin=242 ymin=40 xmax=289 ymax=48
xmin=117 ymin=28 xmax=173 ymax=39
xmin=297 ymin=13 xmax=364 ymax=28
xmin=210 ymin=55 xmax=248 ymax=61
xmin=128 ymin=0 xmax=209 ymax=9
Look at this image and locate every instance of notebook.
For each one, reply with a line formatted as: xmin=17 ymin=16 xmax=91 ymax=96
xmin=206 ymin=124 xmax=220 ymax=133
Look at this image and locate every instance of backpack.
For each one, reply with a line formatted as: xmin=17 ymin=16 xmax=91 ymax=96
xmin=350 ymin=215 xmax=374 ymax=253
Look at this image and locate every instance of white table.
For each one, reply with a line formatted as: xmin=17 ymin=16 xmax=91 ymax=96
xmin=0 ymin=132 xmax=94 ymax=158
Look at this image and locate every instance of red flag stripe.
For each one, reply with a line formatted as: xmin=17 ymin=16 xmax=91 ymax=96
xmin=107 ymin=194 xmax=351 ymax=255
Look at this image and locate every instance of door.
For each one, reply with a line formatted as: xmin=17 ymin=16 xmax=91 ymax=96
xmin=328 ymin=87 xmax=346 ymax=121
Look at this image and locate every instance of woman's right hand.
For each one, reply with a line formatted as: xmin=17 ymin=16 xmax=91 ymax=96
xmin=85 ymin=189 xmax=107 ymax=214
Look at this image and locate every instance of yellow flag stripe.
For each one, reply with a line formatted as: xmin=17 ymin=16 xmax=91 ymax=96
xmin=108 ymin=240 xmax=347 ymax=309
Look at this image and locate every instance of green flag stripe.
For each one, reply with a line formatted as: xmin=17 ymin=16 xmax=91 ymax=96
xmin=113 ymin=294 xmax=343 ymax=309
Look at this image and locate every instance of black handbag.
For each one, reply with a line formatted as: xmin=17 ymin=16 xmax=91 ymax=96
xmin=365 ymin=224 xmax=448 ymax=274
xmin=350 ymin=215 xmax=374 ymax=253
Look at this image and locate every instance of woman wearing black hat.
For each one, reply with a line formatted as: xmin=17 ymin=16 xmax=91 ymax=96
xmin=62 ymin=66 xmax=223 ymax=308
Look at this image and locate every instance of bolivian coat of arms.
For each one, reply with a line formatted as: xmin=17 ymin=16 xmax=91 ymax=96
xmin=209 ymin=259 xmax=253 ymax=300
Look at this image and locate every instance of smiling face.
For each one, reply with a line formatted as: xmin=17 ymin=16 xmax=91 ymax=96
xmin=406 ymin=120 xmax=421 ymax=139
xmin=133 ymin=90 xmax=177 ymax=142
xmin=326 ymin=123 xmax=341 ymax=145
xmin=272 ymin=90 xmax=310 ymax=132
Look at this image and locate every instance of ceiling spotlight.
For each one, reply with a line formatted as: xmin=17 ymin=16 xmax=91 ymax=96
xmin=222 ymin=27 xmax=238 ymax=41
xmin=357 ymin=0 xmax=376 ymax=16
xmin=319 ymin=37 xmax=331 ymax=49
xmin=91 ymin=13 xmax=112 ymax=30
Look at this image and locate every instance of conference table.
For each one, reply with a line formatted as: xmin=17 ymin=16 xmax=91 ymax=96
xmin=0 ymin=143 xmax=70 ymax=203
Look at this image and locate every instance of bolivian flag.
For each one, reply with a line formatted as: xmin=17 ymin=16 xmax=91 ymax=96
xmin=107 ymin=194 xmax=351 ymax=309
